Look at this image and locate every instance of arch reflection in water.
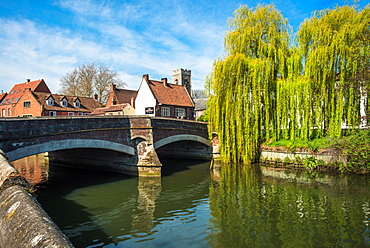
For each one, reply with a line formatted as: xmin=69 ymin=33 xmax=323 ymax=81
xmin=10 ymin=153 xmax=50 ymax=186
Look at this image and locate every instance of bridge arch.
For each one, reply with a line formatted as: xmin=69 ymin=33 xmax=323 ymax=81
xmin=6 ymin=139 xmax=135 ymax=162
xmin=153 ymin=134 xmax=211 ymax=149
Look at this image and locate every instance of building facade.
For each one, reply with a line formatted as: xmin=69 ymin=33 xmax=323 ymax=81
xmin=135 ymin=73 xmax=195 ymax=120
xmin=0 ymin=79 xmax=99 ymax=117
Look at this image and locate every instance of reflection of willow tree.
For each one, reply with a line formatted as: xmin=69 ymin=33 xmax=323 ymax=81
xmin=206 ymin=4 xmax=370 ymax=163
xmin=207 ymin=165 xmax=370 ymax=247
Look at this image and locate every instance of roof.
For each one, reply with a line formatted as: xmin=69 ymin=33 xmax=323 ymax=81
xmin=33 ymin=92 xmax=100 ymax=112
xmin=193 ymin=98 xmax=208 ymax=111
xmin=114 ymin=89 xmax=138 ymax=105
xmin=1 ymin=79 xmax=51 ymax=106
xmin=90 ymin=103 xmax=129 ymax=115
xmin=0 ymin=93 xmax=7 ymax=102
xmin=146 ymin=79 xmax=194 ymax=107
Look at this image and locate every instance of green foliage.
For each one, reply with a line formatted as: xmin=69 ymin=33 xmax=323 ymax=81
xmin=207 ymin=4 xmax=370 ymax=163
xmin=334 ymin=130 xmax=370 ymax=171
xmin=197 ymin=110 xmax=209 ymax=122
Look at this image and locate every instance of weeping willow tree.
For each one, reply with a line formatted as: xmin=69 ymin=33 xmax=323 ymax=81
xmin=206 ymin=4 xmax=290 ymax=163
xmin=207 ymin=4 xmax=370 ymax=163
xmin=298 ymin=4 xmax=370 ymax=138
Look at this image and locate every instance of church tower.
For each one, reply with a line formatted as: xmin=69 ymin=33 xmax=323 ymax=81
xmin=172 ymin=68 xmax=192 ymax=97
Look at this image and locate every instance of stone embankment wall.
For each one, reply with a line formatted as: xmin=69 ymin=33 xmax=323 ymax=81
xmin=260 ymin=147 xmax=346 ymax=167
xmin=0 ymin=151 xmax=74 ymax=247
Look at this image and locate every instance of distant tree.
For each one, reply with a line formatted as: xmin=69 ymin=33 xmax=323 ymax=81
xmin=59 ymin=63 xmax=125 ymax=105
xmin=192 ymin=89 xmax=207 ymax=99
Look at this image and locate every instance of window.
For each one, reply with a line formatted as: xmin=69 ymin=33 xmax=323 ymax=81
xmin=74 ymin=100 xmax=81 ymax=107
xmin=11 ymin=91 xmax=15 ymax=94
xmin=23 ymin=114 xmax=33 ymax=117
xmin=68 ymin=112 xmax=74 ymax=116
xmin=47 ymin=97 xmax=54 ymax=105
xmin=8 ymin=98 xmax=14 ymax=103
xmin=78 ymin=112 xmax=84 ymax=116
xmin=16 ymin=97 xmax=21 ymax=103
xmin=2 ymin=109 xmax=5 ymax=117
xmin=23 ymin=101 xmax=31 ymax=108
xmin=8 ymin=108 xmax=11 ymax=116
xmin=49 ymin=111 xmax=56 ymax=116
xmin=175 ymin=108 xmax=186 ymax=118
xmin=161 ymin=107 xmax=170 ymax=117
xmin=61 ymin=99 xmax=68 ymax=106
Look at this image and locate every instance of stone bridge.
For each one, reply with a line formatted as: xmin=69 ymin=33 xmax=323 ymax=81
xmin=0 ymin=116 xmax=212 ymax=177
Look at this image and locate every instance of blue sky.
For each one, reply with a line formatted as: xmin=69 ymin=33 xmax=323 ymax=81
xmin=0 ymin=0 xmax=369 ymax=93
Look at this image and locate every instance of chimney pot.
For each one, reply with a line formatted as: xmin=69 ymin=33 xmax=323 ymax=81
xmin=26 ymin=79 xmax=31 ymax=84
xmin=110 ymin=84 xmax=116 ymax=92
xmin=143 ymin=74 xmax=149 ymax=82
xmin=161 ymin=78 xmax=168 ymax=86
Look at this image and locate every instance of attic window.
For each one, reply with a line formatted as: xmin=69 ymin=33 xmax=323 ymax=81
xmin=61 ymin=99 xmax=68 ymax=106
xmin=11 ymin=91 xmax=15 ymax=94
xmin=16 ymin=97 xmax=21 ymax=102
xmin=47 ymin=97 xmax=54 ymax=106
xmin=74 ymin=100 xmax=81 ymax=107
xmin=8 ymin=98 xmax=14 ymax=103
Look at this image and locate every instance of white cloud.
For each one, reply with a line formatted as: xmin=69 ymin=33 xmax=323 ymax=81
xmin=0 ymin=0 xmax=230 ymax=94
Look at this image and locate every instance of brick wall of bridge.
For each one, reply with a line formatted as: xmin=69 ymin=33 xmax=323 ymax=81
xmin=151 ymin=118 xmax=209 ymax=143
xmin=0 ymin=117 xmax=132 ymax=154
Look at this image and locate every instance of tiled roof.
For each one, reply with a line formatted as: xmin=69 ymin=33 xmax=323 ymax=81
xmin=91 ymin=104 xmax=128 ymax=115
xmin=147 ymin=80 xmax=194 ymax=107
xmin=194 ymin=98 xmax=208 ymax=111
xmin=114 ymin=89 xmax=137 ymax=105
xmin=1 ymin=79 xmax=51 ymax=106
xmin=33 ymin=92 xmax=100 ymax=112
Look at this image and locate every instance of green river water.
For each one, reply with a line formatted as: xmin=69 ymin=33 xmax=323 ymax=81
xmin=12 ymin=155 xmax=370 ymax=247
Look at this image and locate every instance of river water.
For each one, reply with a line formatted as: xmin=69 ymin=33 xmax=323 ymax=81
xmin=11 ymin=154 xmax=370 ymax=248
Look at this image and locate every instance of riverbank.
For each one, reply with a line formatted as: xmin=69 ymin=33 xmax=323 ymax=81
xmin=0 ymin=151 xmax=74 ymax=247
xmin=260 ymin=145 xmax=370 ymax=174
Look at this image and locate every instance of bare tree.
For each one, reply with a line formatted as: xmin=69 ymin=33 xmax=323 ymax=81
xmin=192 ymin=89 xmax=207 ymax=99
xmin=59 ymin=63 xmax=125 ymax=105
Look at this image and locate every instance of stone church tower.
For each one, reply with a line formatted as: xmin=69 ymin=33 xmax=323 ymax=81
xmin=172 ymin=68 xmax=192 ymax=97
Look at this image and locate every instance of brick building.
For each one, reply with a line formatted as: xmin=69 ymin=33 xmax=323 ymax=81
xmin=135 ymin=71 xmax=195 ymax=120
xmin=105 ymin=84 xmax=138 ymax=108
xmin=0 ymin=79 xmax=100 ymax=117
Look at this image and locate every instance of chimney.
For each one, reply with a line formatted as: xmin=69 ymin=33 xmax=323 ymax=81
xmin=143 ymin=74 xmax=149 ymax=82
xmin=26 ymin=79 xmax=31 ymax=84
xmin=93 ymin=93 xmax=98 ymax=101
xmin=161 ymin=78 xmax=168 ymax=87
xmin=110 ymin=84 xmax=116 ymax=92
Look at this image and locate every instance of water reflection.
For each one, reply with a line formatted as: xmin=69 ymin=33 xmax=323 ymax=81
xmin=208 ymin=163 xmax=370 ymax=248
xmin=131 ymin=177 xmax=162 ymax=236
xmin=11 ymin=153 xmax=49 ymax=186
xmin=11 ymin=154 xmax=370 ymax=247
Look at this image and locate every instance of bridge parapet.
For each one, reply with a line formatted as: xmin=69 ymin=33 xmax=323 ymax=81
xmin=0 ymin=116 xmax=211 ymax=177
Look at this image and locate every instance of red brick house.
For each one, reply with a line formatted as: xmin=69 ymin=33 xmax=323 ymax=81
xmin=106 ymin=84 xmax=138 ymax=108
xmin=0 ymin=79 xmax=100 ymax=117
xmin=135 ymin=74 xmax=195 ymax=120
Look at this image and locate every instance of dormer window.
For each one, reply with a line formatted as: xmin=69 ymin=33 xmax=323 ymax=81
xmin=46 ymin=96 xmax=54 ymax=106
xmin=61 ymin=98 xmax=68 ymax=106
xmin=74 ymin=99 xmax=81 ymax=107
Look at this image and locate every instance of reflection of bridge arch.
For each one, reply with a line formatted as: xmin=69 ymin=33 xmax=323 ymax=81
xmin=6 ymin=139 xmax=135 ymax=162
xmin=153 ymin=134 xmax=211 ymax=149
